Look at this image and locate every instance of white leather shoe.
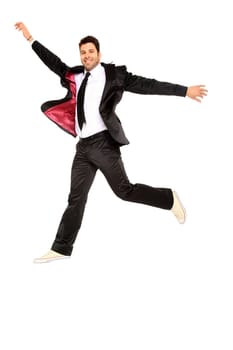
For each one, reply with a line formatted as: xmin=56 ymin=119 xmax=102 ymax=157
xmin=33 ymin=250 xmax=70 ymax=264
xmin=171 ymin=191 xmax=186 ymax=224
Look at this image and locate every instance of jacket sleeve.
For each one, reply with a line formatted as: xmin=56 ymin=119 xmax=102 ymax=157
xmin=124 ymin=71 xmax=187 ymax=97
xmin=32 ymin=40 xmax=68 ymax=77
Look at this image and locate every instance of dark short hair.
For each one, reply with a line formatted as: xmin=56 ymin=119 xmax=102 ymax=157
xmin=79 ymin=36 xmax=100 ymax=52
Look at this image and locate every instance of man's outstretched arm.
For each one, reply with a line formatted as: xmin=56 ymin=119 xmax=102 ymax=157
xmin=124 ymin=71 xmax=208 ymax=102
xmin=15 ymin=22 xmax=68 ymax=77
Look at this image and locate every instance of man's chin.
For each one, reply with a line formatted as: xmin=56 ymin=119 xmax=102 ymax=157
xmin=84 ymin=63 xmax=98 ymax=71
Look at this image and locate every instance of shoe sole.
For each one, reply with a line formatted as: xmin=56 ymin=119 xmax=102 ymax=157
xmin=33 ymin=256 xmax=71 ymax=264
xmin=173 ymin=191 xmax=186 ymax=224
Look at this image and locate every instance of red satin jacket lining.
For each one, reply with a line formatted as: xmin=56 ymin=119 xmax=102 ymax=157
xmin=44 ymin=72 xmax=77 ymax=137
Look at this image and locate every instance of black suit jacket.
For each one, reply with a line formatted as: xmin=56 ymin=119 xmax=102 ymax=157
xmin=32 ymin=40 xmax=187 ymax=145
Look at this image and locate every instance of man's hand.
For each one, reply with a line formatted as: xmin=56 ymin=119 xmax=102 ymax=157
xmin=15 ymin=22 xmax=33 ymax=42
xmin=186 ymin=85 xmax=208 ymax=102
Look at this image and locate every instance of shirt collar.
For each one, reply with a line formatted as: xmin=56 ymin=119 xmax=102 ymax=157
xmin=85 ymin=63 xmax=103 ymax=78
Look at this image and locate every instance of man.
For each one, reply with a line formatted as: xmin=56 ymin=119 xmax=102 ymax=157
xmin=15 ymin=22 xmax=208 ymax=263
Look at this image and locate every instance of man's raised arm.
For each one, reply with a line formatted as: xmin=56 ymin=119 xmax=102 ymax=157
xmin=15 ymin=22 xmax=68 ymax=77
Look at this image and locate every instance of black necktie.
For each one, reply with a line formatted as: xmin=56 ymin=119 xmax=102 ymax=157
xmin=77 ymin=72 xmax=90 ymax=129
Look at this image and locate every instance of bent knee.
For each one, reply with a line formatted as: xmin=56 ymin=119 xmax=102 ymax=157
xmin=114 ymin=183 xmax=133 ymax=200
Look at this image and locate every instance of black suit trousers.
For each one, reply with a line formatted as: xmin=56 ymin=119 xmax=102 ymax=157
xmin=51 ymin=131 xmax=174 ymax=255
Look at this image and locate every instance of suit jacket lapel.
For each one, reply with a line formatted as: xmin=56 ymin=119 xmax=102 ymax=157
xmin=100 ymin=63 xmax=116 ymax=103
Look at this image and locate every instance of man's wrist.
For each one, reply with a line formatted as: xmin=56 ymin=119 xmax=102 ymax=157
xmin=27 ymin=35 xmax=33 ymax=42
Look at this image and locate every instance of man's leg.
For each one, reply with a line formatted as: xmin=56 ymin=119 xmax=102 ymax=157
xmin=89 ymin=135 xmax=185 ymax=221
xmin=34 ymin=143 xmax=97 ymax=263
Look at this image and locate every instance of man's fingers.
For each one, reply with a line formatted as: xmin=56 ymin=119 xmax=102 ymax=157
xmin=14 ymin=22 xmax=24 ymax=30
xmin=198 ymin=87 xmax=208 ymax=97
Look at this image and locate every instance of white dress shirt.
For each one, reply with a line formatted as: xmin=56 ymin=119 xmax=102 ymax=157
xmin=75 ymin=64 xmax=107 ymax=138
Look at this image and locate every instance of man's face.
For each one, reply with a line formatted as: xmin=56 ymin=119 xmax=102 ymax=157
xmin=80 ymin=42 xmax=101 ymax=71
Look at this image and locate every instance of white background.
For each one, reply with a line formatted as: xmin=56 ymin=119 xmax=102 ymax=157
xmin=0 ymin=0 xmax=232 ymax=349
